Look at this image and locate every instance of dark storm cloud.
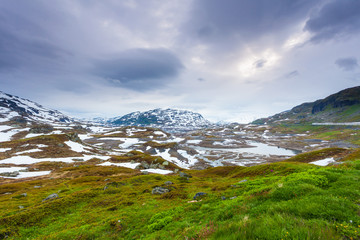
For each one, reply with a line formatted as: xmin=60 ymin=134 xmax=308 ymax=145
xmin=185 ymin=0 xmax=317 ymax=47
xmin=93 ymin=48 xmax=184 ymax=90
xmin=305 ymin=0 xmax=360 ymax=42
xmin=0 ymin=1 xmax=72 ymax=72
xmin=335 ymin=57 xmax=359 ymax=71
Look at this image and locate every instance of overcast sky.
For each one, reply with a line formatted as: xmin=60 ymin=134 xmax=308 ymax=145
xmin=1 ymin=0 xmax=360 ymax=123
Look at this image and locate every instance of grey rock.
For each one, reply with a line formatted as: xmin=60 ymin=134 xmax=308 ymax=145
xmin=141 ymin=161 xmax=150 ymax=169
xmin=152 ymin=187 xmax=169 ymax=195
xmin=18 ymin=205 xmax=24 ymax=209
xmin=158 ymin=165 xmax=165 ymax=170
xmin=164 ymin=181 xmax=173 ymax=186
xmin=142 ymin=171 xmax=149 ymax=175
xmin=221 ymin=196 xmax=226 ymax=200
xmin=103 ymin=185 xmax=108 ymax=191
xmin=42 ymin=193 xmax=59 ymax=202
xmin=34 ymin=186 xmax=42 ymax=189
xmin=230 ymin=196 xmax=237 ymax=200
xmin=238 ymin=179 xmax=247 ymax=183
xmin=193 ymin=192 xmax=207 ymax=200
xmin=162 ymin=161 xmax=169 ymax=166
xmin=150 ymin=163 xmax=159 ymax=169
xmin=179 ymin=172 xmax=192 ymax=178
xmin=174 ymin=169 xmax=179 ymax=173
xmin=0 ymin=171 xmax=19 ymax=177
xmin=20 ymin=193 xmax=27 ymax=197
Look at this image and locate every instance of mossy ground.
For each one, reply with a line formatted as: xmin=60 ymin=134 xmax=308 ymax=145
xmin=1 ymin=152 xmax=360 ymax=239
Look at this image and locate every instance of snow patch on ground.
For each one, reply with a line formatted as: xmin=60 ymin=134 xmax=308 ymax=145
xmin=309 ymin=157 xmax=335 ymax=166
xmin=15 ymin=149 xmax=42 ymax=155
xmin=0 ymin=148 xmax=11 ymax=152
xmin=187 ymin=140 xmax=202 ymax=145
xmin=65 ymin=141 xmax=91 ymax=153
xmin=141 ymin=169 xmax=173 ymax=174
xmin=178 ymin=150 xmax=198 ymax=167
xmin=2 ymin=171 xmax=52 ymax=179
xmin=0 ymin=167 xmax=27 ymax=173
xmin=0 ymin=155 xmax=111 ymax=165
xmin=155 ymin=149 xmax=188 ymax=168
xmin=153 ymin=131 xmax=167 ymax=137
xmin=118 ymin=138 xmax=143 ymax=149
xmin=98 ymin=161 xmax=140 ymax=169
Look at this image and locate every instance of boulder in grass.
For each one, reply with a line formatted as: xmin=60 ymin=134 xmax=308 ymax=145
xmin=42 ymin=193 xmax=59 ymax=202
xmin=152 ymin=187 xmax=169 ymax=195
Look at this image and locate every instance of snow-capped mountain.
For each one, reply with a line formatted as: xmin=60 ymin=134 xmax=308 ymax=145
xmin=107 ymin=108 xmax=211 ymax=128
xmin=0 ymin=91 xmax=72 ymax=123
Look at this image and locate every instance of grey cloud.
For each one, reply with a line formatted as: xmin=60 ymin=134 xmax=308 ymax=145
xmin=93 ymin=48 xmax=184 ymax=90
xmin=305 ymin=0 xmax=360 ymax=42
xmin=185 ymin=0 xmax=316 ymax=47
xmin=0 ymin=2 xmax=72 ymax=72
xmin=254 ymin=59 xmax=267 ymax=69
xmin=285 ymin=70 xmax=300 ymax=78
xmin=335 ymin=57 xmax=358 ymax=71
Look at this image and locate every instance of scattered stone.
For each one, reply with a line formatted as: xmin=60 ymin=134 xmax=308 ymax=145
xmin=42 ymin=193 xmax=59 ymax=202
xmin=34 ymin=186 xmax=42 ymax=189
xmin=130 ymin=160 xmax=135 ymax=164
xmin=179 ymin=172 xmax=192 ymax=178
xmin=20 ymin=193 xmax=27 ymax=197
xmin=57 ymin=143 xmax=65 ymax=147
xmin=104 ymin=179 xmax=110 ymax=181
xmin=162 ymin=161 xmax=169 ymax=166
xmin=141 ymin=161 xmax=150 ymax=169
xmin=221 ymin=196 xmax=226 ymax=200
xmin=72 ymin=158 xmax=84 ymax=162
xmin=193 ymin=192 xmax=207 ymax=200
xmin=230 ymin=196 xmax=237 ymax=200
xmin=158 ymin=165 xmax=165 ymax=170
xmin=0 ymin=171 xmax=19 ymax=177
xmin=152 ymin=187 xmax=169 ymax=195
xmin=164 ymin=181 xmax=173 ymax=186
xmin=103 ymin=185 xmax=108 ymax=191
xmin=142 ymin=171 xmax=149 ymax=175
xmin=174 ymin=169 xmax=179 ymax=173
xmin=126 ymin=153 xmax=134 ymax=157
xmin=66 ymin=132 xmax=81 ymax=142
xmin=238 ymin=179 xmax=248 ymax=183
xmin=150 ymin=163 xmax=159 ymax=169
xmin=18 ymin=205 xmax=24 ymax=209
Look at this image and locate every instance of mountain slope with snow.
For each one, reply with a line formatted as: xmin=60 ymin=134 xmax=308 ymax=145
xmin=107 ymin=108 xmax=211 ymax=128
xmin=0 ymin=91 xmax=72 ymax=123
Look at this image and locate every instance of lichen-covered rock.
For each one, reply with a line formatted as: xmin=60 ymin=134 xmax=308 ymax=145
xmin=152 ymin=187 xmax=169 ymax=195
xmin=42 ymin=193 xmax=59 ymax=202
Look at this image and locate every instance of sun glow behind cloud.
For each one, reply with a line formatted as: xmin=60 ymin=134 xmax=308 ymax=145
xmin=236 ymin=49 xmax=281 ymax=78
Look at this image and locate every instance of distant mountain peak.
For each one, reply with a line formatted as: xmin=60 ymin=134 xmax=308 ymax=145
xmin=107 ymin=108 xmax=211 ymax=128
xmin=0 ymin=91 xmax=72 ymax=123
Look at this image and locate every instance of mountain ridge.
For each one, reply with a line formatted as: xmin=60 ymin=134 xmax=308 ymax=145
xmin=253 ymin=86 xmax=360 ymax=124
xmin=0 ymin=91 xmax=72 ymax=124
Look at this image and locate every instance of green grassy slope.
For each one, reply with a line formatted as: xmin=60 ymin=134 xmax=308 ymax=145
xmin=1 ymin=150 xmax=360 ymax=239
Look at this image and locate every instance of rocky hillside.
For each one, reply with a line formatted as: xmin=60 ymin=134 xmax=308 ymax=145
xmin=0 ymin=91 xmax=72 ymax=124
xmin=253 ymin=86 xmax=360 ymax=124
xmin=107 ymin=108 xmax=211 ymax=128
